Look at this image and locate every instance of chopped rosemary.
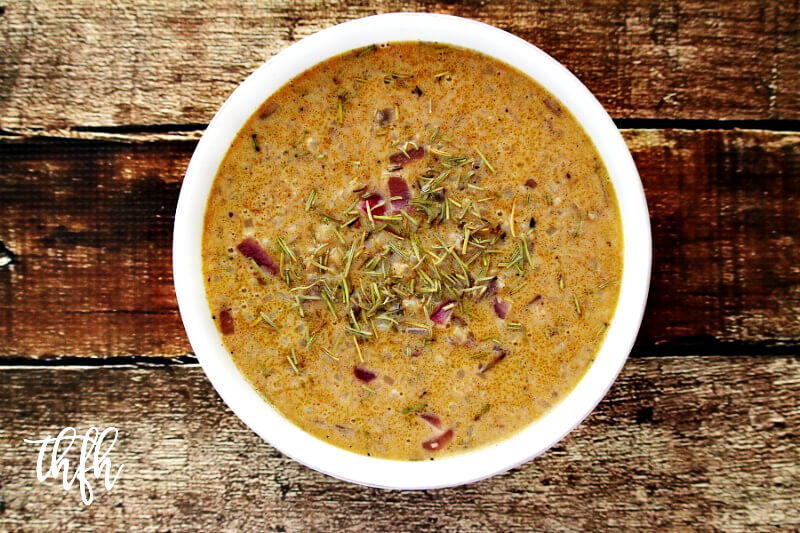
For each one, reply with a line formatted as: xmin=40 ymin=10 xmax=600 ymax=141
xmin=352 ymin=335 xmax=364 ymax=362
xmin=594 ymin=322 xmax=608 ymax=340
xmin=383 ymin=71 xmax=414 ymax=83
xmin=343 ymin=241 xmax=357 ymax=278
xmin=402 ymin=402 xmax=428 ymax=415
xmin=251 ymin=134 xmax=260 ymax=152
xmin=573 ymin=293 xmax=581 ymax=316
xmin=572 ymin=213 xmax=584 ymax=237
xmin=345 ymin=326 xmax=372 ymax=339
xmin=475 ymin=147 xmax=496 ymax=173
xmin=521 ymin=238 xmax=532 ymax=267
xmin=321 ymin=288 xmax=337 ymax=319
xmin=321 ymin=347 xmax=339 ymax=361
xmin=249 ymin=258 xmax=268 ymax=279
xmin=287 ymin=354 xmax=299 ymax=375
xmin=306 ymin=332 xmax=318 ymax=349
xmin=429 ymin=147 xmax=452 ymax=157
xmin=326 ymin=226 xmax=343 ymax=245
xmin=259 ymin=311 xmax=278 ymax=330
xmin=305 ymin=189 xmax=317 ymax=211
xmin=276 ymin=237 xmax=296 ymax=262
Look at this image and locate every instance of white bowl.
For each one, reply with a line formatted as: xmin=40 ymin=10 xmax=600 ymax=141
xmin=173 ymin=13 xmax=651 ymax=489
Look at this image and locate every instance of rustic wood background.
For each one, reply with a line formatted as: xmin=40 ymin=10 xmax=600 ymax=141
xmin=0 ymin=0 xmax=798 ymax=530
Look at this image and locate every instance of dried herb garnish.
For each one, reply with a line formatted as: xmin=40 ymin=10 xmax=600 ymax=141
xmin=306 ymin=190 xmax=317 ymax=211
xmin=234 ymin=121 xmax=593 ymax=382
xmin=402 ymin=402 xmax=428 ymax=415
xmin=287 ymin=349 xmax=300 ymax=375
xmin=259 ymin=311 xmax=278 ymax=330
xmin=474 ymin=403 xmax=491 ymax=421
xmin=475 ymin=147 xmax=496 ymax=173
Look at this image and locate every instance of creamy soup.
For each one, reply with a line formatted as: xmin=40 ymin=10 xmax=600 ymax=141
xmin=202 ymin=42 xmax=622 ymax=460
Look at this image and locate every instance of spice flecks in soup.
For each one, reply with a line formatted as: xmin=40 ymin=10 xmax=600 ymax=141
xmin=202 ymin=42 xmax=622 ymax=460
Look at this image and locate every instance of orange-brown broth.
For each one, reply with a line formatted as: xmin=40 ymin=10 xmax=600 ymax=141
xmin=202 ymin=42 xmax=622 ymax=460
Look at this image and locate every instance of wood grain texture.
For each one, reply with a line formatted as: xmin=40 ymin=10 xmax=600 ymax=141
xmin=0 ymin=0 xmax=798 ymax=131
xmin=630 ymin=129 xmax=800 ymax=349
xmin=1 ymin=129 xmax=798 ymax=358
xmin=0 ymin=355 xmax=797 ymax=530
xmin=0 ymin=139 xmax=192 ymax=358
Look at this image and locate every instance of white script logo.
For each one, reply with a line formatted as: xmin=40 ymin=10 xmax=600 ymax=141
xmin=24 ymin=426 xmax=124 ymax=506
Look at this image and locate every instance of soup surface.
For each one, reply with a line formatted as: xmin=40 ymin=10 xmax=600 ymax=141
xmin=202 ymin=42 xmax=622 ymax=460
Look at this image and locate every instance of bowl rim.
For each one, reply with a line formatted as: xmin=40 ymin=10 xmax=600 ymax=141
xmin=173 ymin=12 xmax=651 ymax=490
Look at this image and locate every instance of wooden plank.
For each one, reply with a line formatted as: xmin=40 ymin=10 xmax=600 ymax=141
xmin=0 ymin=140 xmax=192 ymax=358
xmin=1 ymin=129 xmax=798 ymax=359
xmin=0 ymin=0 xmax=797 ymax=130
xmin=629 ymin=129 xmax=800 ymax=349
xmin=0 ymin=355 xmax=796 ymax=529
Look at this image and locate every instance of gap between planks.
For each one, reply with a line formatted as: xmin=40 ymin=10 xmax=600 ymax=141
xmin=2 ymin=119 xmax=800 ymax=143
xmin=2 ymin=342 xmax=800 ymax=369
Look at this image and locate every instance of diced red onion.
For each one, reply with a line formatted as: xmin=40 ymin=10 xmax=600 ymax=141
xmin=483 ymin=278 xmax=499 ymax=299
xmin=543 ymin=97 xmax=563 ymax=116
xmin=430 ymin=300 xmax=456 ymax=326
xmin=480 ymin=352 xmax=507 ymax=374
xmin=388 ymin=177 xmax=412 ymax=210
xmin=493 ymin=297 xmax=510 ymax=319
xmin=359 ymin=193 xmax=387 ymax=217
xmin=420 ymin=413 xmax=442 ymax=429
xmin=218 ymin=309 xmax=234 ymax=335
xmin=422 ymin=428 xmax=453 ymax=452
xmin=389 ymin=146 xmax=425 ymax=166
xmin=236 ymin=238 xmax=279 ymax=275
xmin=375 ymin=108 xmax=393 ymax=126
xmin=353 ymin=366 xmax=377 ymax=383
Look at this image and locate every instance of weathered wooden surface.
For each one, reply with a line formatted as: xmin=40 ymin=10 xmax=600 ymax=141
xmin=1 ymin=129 xmax=798 ymax=358
xmin=628 ymin=129 xmax=800 ymax=350
xmin=0 ymin=139 xmax=191 ymax=358
xmin=1 ymin=0 xmax=798 ymax=528
xmin=0 ymin=0 xmax=798 ymax=131
xmin=0 ymin=355 xmax=797 ymax=530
